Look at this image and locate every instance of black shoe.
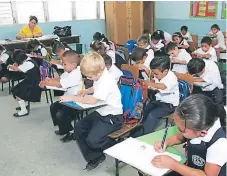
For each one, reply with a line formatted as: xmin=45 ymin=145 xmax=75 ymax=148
xmin=13 ymin=112 xmax=29 ymax=117
xmin=54 ymin=130 xmax=68 ymax=136
xmin=60 ymin=132 xmax=76 ymax=143
xmin=15 ymin=105 xmax=29 ymax=111
xmin=84 ymin=154 xmax=106 ymax=171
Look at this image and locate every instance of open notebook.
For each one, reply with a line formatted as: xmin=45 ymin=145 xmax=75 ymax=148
xmin=193 ymin=82 xmax=210 ymax=88
xmin=45 ymin=86 xmax=66 ymax=91
xmin=104 ymin=137 xmax=181 ymax=176
xmin=62 ymin=100 xmax=106 ymax=109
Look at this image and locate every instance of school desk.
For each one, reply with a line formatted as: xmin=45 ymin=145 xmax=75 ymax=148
xmin=60 ymin=101 xmax=107 ymax=138
xmin=0 ymin=35 xmax=80 ymax=51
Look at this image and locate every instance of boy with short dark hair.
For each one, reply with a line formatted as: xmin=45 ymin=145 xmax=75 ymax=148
xmin=40 ymin=50 xmax=82 ymax=139
xmin=193 ymin=36 xmax=217 ymax=62
xmin=187 ymin=58 xmax=223 ymax=104
xmin=142 ymin=56 xmax=179 ymax=134
xmin=167 ymin=42 xmax=192 ymax=73
xmin=180 ymin=25 xmax=193 ymax=42
xmin=102 ymin=54 xmax=123 ymax=83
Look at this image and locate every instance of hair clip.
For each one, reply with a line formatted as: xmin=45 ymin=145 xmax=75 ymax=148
xmin=91 ymin=40 xmax=95 ymax=45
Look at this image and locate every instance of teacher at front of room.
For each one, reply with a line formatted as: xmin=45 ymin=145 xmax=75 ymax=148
xmin=16 ymin=16 xmax=43 ymax=40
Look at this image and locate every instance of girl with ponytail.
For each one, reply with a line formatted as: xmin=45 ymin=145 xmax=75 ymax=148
xmin=150 ymin=94 xmax=227 ymax=176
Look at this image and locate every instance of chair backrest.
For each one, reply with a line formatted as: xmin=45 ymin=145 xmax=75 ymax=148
xmin=121 ymin=64 xmax=139 ymax=80
xmin=188 ymin=34 xmax=198 ymax=51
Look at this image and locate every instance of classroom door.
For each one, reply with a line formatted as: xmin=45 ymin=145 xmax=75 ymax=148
xmin=143 ymin=1 xmax=155 ymax=33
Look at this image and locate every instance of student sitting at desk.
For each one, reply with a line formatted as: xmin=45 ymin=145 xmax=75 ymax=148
xmin=172 ymin=32 xmax=191 ymax=54
xmin=9 ymin=50 xmax=41 ymax=117
xmin=152 ymin=94 xmax=227 ymax=176
xmin=131 ymin=47 xmax=151 ymax=80
xmin=167 ymin=42 xmax=192 ymax=74
xmin=180 ymin=25 xmax=193 ymax=42
xmin=51 ymin=43 xmax=70 ymax=75
xmin=137 ymin=34 xmax=154 ymax=62
xmin=142 ymin=56 xmax=179 ymax=134
xmin=187 ymin=58 xmax=223 ymax=104
xmin=193 ymin=37 xmax=217 ymax=62
xmin=208 ymin=24 xmax=226 ymax=51
xmin=102 ymin=54 xmax=123 ymax=83
xmin=26 ymin=39 xmax=48 ymax=66
xmin=40 ymin=50 xmax=82 ymax=138
xmin=16 ymin=16 xmax=43 ymax=40
xmin=150 ymin=31 xmax=165 ymax=53
xmin=60 ymin=52 xmax=123 ymax=170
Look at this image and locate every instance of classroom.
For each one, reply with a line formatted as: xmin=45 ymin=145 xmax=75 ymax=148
xmin=0 ymin=1 xmax=226 ymax=176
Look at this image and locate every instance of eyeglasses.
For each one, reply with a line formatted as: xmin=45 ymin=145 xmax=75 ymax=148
xmin=178 ymin=110 xmax=187 ymax=133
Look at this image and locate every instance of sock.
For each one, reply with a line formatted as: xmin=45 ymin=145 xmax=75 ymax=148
xmin=18 ymin=100 xmax=28 ymax=115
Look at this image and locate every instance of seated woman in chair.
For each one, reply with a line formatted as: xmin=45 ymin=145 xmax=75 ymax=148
xmin=16 ymin=16 xmax=43 ymax=40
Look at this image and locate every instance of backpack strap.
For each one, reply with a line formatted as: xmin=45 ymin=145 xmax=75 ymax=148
xmin=206 ymin=127 xmax=226 ymax=148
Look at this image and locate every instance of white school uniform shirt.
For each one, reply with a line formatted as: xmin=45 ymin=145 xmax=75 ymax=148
xmin=181 ymin=32 xmax=193 ymax=42
xmin=214 ymin=31 xmax=226 ymax=50
xmin=38 ymin=45 xmax=47 ymax=56
xmin=195 ymin=47 xmax=217 ymax=62
xmin=106 ymin=50 xmax=116 ymax=64
xmin=93 ymin=68 xmax=123 ymax=116
xmin=189 ymin=118 xmax=227 ymax=167
xmin=199 ymin=60 xmax=223 ymax=91
xmin=18 ymin=58 xmax=34 ymax=73
xmin=0 ymin=50 xmax=9 ymax=63
xmin=154 ymin=70 xmax=179 ymax=106
xmin=144 ymin=45 xmax=154 ymax=69
xmin=180 ymin=39 xmax=189 ymax=47
xmin=60 ymin=66 xmax=82 ymax=96
xmin=164 ymin=31 xmax=172 ymax=41
xmin=109 ymin=64 xmax=123 ymax=83
xmin=151 ymin=40 xmax=164 ymax=51
xmin=172 ymin=49 xmax=192 ymax=73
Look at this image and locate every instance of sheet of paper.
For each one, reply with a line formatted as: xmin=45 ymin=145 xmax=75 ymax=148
xmin=104 ymin=137 xmax=181 ymax=176
xmin=193 ymin=82 xmax=210 ymax=88
xmin=54 ymin=63 xmax=64 ymax=69
xmin=45 ymin=86 xmax=66 ymax=91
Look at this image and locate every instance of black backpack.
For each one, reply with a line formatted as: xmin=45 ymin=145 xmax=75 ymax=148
xmin=53 ymin=26 xmax=72 ymax=37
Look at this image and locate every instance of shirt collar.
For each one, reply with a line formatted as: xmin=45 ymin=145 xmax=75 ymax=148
xmin=190 ymin=118 xmax=221 ymax=144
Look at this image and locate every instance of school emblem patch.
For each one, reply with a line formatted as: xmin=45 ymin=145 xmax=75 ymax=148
xmin=192 ymin=155 xmax=205 ymax=167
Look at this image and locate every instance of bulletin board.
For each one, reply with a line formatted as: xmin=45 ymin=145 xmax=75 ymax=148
xmin=221 ymin=1 xmax=227 ymax=19
xmin=190 ymin=1 xmax=217 ymax=19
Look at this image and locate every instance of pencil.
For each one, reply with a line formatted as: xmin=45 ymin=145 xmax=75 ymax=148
xmin=81 ymin=79 xmax=85 ymax=94
xmin=161 ymin=125 xmax=169 ymax=149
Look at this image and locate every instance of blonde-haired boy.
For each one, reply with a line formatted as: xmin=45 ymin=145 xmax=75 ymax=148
xmin=60 ymin=51 xmax=123 ymax=170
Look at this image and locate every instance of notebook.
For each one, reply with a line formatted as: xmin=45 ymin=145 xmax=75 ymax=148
xmin=45 ymin=86 xmax=66 ymax=91
xmin=104 ymin=137 xmax=181 ymax=176
xmin=62 ymin=100 xmax=106 ymax=110
xmin=193 ymin=82 xmax=210 ymax=88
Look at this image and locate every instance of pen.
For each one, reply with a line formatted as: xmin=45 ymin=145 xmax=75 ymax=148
xmin=161 ymin=125 xmax=169 ymax=149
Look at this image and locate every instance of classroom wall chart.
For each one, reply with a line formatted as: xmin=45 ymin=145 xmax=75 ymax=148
xmin=221 ymin=1 xmax=227 ymax=19
xmin=190 ymin=1 xmax=217 ymax=19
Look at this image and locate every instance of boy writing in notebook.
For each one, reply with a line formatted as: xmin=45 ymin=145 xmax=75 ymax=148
xmin=60 ymin=52 xmax=123 ymax=170
xmin=142 ymin=56 xmax=179 ymax=134
xmin=102 ymin=54 xmax=123 ymax=83
xmin=40 ymin=50 xmax=82 ymax=139
xmin=192 ymin=37 xmax=217 ymax=62
xmin=167 ymin=42 xmax=192 ymax=74
xmin=187 ymin=58 xmax=223 ymax=104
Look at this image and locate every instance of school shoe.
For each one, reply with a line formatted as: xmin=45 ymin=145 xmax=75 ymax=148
xmin=84 ymin=154 xmax=106 ymax=171
xmin=14 ymin=100 xmax=29 ymax=117
xmin=54 ymin=130 xmax=68 ymax=136
xmin=15 ymin=105 xmax=29 ymax=111
xmin=60 ymin=132 xmax=76 ymax=143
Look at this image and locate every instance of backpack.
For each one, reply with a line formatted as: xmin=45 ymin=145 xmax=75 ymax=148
xmin=115 ymin=53 xmax=126 ymax=70
xmin=119 ymin=76 xmax=143 ymax=123
xmin=178 ymin=79 xmax=191 ymax=102
xmin=53 ymin=26 xmax=72 ymax=37
xmin=125 ymin=40 xmax=137 ymax=54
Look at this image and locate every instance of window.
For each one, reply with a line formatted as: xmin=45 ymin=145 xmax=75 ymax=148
xmin=47 ymin=1 xmax=72 ymax=22
xmin=0 ymin=2 xmax=14 ymax=25
xmin=75 ymin=1 xmax=97 ymax=20
xmin=100 ymin=1 xmax=105 ymax=19
xmin=16 ymin=1 xmax=45 ymax=24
